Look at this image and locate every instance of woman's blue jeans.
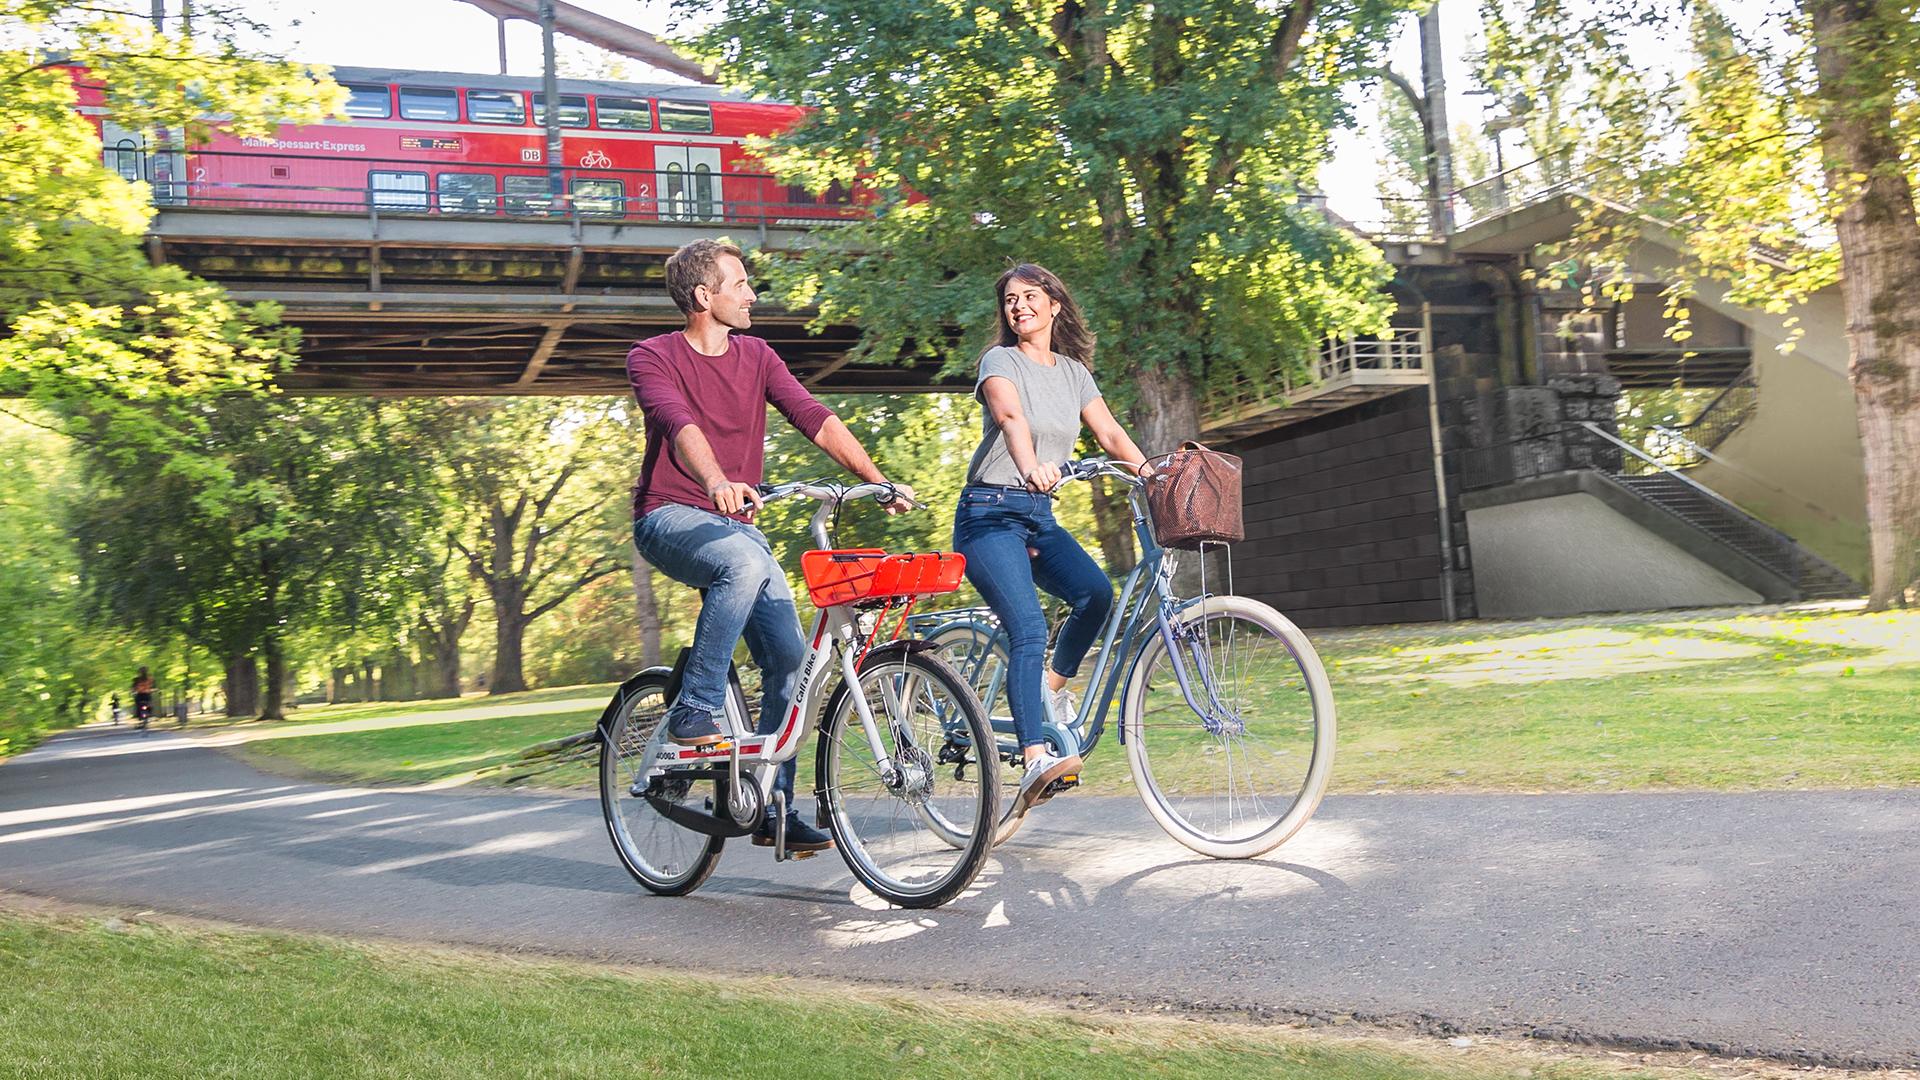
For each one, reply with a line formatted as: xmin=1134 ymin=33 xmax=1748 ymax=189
xmin=632 ymin=503 xmax=807 ymax=805
xmin=951 ymin=486 xmax=1113 ymax=751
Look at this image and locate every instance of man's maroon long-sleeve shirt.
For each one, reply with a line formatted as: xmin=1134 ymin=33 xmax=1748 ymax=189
xmin=627 ymin=331 xmax=836 ymax=520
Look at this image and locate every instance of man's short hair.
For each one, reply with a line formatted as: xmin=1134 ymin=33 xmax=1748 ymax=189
xmin=665 ymin=239 xmax=745 ymax=315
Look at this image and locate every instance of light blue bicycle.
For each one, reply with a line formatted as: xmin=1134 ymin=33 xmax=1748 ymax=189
xmin=919 ymin=458 xmax=1336 ymax=858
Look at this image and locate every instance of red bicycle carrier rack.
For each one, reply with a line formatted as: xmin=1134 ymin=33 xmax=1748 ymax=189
xmin=801 ymin=549 xmax=966 ymax=609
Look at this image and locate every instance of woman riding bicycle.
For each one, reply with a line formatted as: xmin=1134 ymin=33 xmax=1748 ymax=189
xmin=953 ymin=263 xmax=1151 ymax=818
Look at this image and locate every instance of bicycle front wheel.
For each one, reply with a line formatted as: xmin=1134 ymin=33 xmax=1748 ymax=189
xmin=817 ymin=647 xmax=998 ymax=909
xmin=1122 ymin=595 xmax=1334 ymax=859
xmin=599 ymin=671 xmax=724 ymax=895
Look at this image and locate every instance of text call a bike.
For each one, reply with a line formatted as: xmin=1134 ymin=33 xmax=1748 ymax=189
xmin=596 ymin=480 xmax=1000 ymax=909
xmin=923 ymin=458 xmax=1336 ymax=859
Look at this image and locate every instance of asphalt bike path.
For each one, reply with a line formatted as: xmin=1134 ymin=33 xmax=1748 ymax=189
xmin=3 ymin=724 xmax=1915 ymax=1068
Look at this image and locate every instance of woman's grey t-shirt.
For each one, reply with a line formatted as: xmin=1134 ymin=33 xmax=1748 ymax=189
xmin=965 ymin=345 xmax=1102 ymax=487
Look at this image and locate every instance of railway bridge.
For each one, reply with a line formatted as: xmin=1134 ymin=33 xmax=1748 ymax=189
xmin=146 ymin=171 xmax=958 ymax=396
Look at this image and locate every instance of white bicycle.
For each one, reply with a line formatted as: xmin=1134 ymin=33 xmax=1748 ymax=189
xmin=597 ymin=480 xmax=999 ymax=909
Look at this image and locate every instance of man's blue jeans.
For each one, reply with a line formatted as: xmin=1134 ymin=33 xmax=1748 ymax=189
xmin=951 ymin=486 xmax=1113 ymax=751
xmin=632 ymin=503 xmax=807 ymax=806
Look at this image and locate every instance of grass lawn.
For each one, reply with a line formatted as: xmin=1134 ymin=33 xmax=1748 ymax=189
xmin=0 ymin=907 xmax=1780 ymax=1080
xmin=227 ymin=606 xmax=1920 ymax=795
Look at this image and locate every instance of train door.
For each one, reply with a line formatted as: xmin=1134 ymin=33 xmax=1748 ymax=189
xmin=652 ymin=145 xmax=723 ymax=223
xmin=100 ymin=120 xmax=187 ymax=205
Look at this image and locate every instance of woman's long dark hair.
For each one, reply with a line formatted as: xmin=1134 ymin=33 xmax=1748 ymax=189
xmin=994 ymin=263 xmax=1095 ymax=366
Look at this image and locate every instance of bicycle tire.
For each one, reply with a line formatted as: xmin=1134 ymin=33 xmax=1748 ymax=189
xmin=923 ymin=624 xmax=1033 ymax=848
xmin=1121 ymin=595 xmax=1335 ymax=859
xmin=598 ymin=670 xmax=725 ymax=896
xmin=816 ymin=646 xmax=998 ymax=908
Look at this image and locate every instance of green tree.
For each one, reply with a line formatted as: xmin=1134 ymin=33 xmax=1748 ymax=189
xmin=69 ymin=397 xmax=429 ymax=719
xmin=1478 ymin=0 xmax=1919 ymax=606
xmin=0 ymin=3 xmax=343 ymax=412
xmin=682 ymin=0 xmax=1408 ymax=453
xmin=439 ymin=400 xmax=634 ymax=695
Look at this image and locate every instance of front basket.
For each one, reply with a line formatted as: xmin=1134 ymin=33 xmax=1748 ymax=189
xmin=801 ymin=549 xmax=967 ymax=608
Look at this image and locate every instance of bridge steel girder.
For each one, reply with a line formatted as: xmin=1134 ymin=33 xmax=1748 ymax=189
xmin=146 ymin=209 xmax=966 ymax=397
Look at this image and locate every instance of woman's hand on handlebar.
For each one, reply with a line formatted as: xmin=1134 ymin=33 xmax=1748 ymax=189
xmin=707 ymin=480 xmax=765 ymax=516
xmin=1023 ymin=461 xmax=1064 ymax=494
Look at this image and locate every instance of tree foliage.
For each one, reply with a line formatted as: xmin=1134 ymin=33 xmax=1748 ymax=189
xmin=680 ymin=0 xmax=1412 ymax=451
xmin=0 ymin=2 xmax=344 ymax=413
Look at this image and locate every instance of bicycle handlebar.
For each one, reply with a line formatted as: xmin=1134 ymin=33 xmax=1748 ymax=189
xmin=1047 ymin=458 xmax=1149 ymax=494
xmin=756 ymin=479 xmax=924 ymax=511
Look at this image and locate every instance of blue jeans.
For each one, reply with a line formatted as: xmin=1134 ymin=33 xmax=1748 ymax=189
xmin=632 ymin=503 xmax=807 ymax=806
xmin=951 ymin=486 xmax=1113 ymax=751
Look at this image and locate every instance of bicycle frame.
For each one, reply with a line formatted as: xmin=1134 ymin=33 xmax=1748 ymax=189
xmin=951 ymin=464 xmax=1235 ymax=761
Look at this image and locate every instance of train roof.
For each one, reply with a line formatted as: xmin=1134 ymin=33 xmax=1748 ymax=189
xmin=326 ymin=65 xmax=770 ymax=104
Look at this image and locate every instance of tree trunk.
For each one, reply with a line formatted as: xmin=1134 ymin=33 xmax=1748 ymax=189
xmin=1131 ymin=363 xmax=1206 ymax=592
xmin=491 ymin=611 xmax=530 ymax=694
xmin=434 ymin=643 xmax=462 ymax=699
xmin=1130 ymin=363 xmax=1204 ymax=456
xmin=224 ymin=654 xmax=259 ymax=718
xmin=261 ymin=634 xmax=288 ymax=721
xmin=1089 ymin=479 xmax=1138 ymax=575
xmin=631 ymin=546 xmax=662 ymax=668
xmin=1809 ymin=0 xmax=1920 ymax=607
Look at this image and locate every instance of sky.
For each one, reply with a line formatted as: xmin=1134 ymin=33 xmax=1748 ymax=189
xmin=216 ymin=0 xmax=1526 ymax=225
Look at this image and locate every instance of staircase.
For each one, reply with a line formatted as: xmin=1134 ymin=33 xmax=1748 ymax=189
xmin=1613 ymin=473 xmax=1861 ymax=600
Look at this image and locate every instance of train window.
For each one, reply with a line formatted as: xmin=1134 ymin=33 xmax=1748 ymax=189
xmin=398 ymin=87 xmax=459 ymax=121
xmin=532 ymin=94 xmax=589 ymax=128
xmin=657 ymin=100 xmax=713 ymax=134
xmin=570 ymin=178 xmax=625 ymax=216
xmin=503 ymin=175 xmax=553 ymax=215
xmin=467 ymin=90 xmax=526 ymax=125
xmin=693 ymin=163 xmax=716 ymax=220
xmin=342 ymin=84 xmax=393 ymax=119
xmin=438 ymin=172 xmax=497 ymax=214
xmin=109 ymin=139 xmax=144 ymax=182
xmin=594 ymin=96 xmax=652 ymax=131
xmin=369 ymin=170 xmax=428 ymax=211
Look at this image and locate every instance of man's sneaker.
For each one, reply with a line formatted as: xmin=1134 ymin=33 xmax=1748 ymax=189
xmin=1045 ymin=684 xmax=1079 ymax=728
xmin=664 ymin=707 xmax=726 ymax=747
xmin=753 ymin=809 xmax=834 ymax=852
xmin=1012 ymin=751 xmax=1082 ymax=817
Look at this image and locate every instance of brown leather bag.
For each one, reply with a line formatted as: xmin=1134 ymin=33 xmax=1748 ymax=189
xmin=1143 ymin=441 xmax=1245 ymax=550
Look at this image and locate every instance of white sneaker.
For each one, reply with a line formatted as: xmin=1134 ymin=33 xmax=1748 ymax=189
xmin=1012 ymin=750 xmax=1083 ymax=817
xmin=1045 ymin=684 xmax=1079 ymax=728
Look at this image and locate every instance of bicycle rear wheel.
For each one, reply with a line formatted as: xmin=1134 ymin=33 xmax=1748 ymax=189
xmin=599 ymin=671 xmax=724 ymax=895
xmin=1122 ymin=595 xmax=1334 ymax=859
xmin=817 ymin=646 xmax=998 ymax=908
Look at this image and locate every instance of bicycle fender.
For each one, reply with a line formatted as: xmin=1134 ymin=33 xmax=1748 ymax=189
xmin=595 ymin=665 xmax=675 ymax=741
xmin=855 ymin=638 xmax=939 ymax=671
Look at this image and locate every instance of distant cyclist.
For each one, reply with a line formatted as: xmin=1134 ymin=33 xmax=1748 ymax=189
xmin=952 ymin=263 xmax=1150 ymax=817
xmin=627 ymin=239 xmax=915 ymax=854
xmin=131 ymin=666 xmax=155 ymax=726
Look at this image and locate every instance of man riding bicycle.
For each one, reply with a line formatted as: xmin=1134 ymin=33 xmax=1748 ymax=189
xmin=628 ymin=239 xmax=915 ymax=854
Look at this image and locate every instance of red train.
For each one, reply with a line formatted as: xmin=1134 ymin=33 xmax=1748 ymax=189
xmin=78 ymin=65 xmax=856 ymax=224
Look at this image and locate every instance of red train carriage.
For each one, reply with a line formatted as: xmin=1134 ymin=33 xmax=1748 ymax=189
xmin=81 ymin=64 xmax=856 ymax=225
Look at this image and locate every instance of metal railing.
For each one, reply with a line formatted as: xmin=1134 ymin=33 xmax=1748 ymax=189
xmin=1449 ymin=155 xmax=1592 ymax=230
xmin=1317 ymin=329 xmax=1429 ymax=382
xmin=1667 ymin=367 xmax=1758 ymax=456
xmin=121 ymin=148 xmax=865 ymax=227
xmin=1202 ymin=326 xmax=1430 ymax=422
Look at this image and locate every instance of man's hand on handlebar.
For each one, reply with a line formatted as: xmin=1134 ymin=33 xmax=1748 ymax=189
xmin=707 ymin=480 xmax=765 ymax=516
xmin=878 ymin=481 xmax=919 ymax=515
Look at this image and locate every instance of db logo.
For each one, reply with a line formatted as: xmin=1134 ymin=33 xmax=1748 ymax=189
xmin=579 ymin=149 xmax=612 ymax=169
xmin=520 ymin=147 xmax=541 ymax=163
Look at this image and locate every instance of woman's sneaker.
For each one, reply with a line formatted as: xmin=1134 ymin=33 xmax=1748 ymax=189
xmin=1013 ymin=751 xmax=1082 ymax=816
xmin=1045 ymin=685 xmax=1079 ymax=728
